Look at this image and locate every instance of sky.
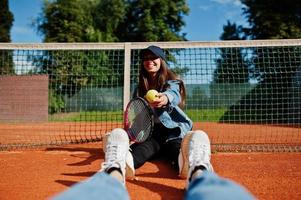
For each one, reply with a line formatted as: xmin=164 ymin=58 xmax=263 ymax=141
xmin=9 ymin=0 xmax=247 ymax=43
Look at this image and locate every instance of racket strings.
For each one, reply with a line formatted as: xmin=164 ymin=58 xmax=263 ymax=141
xmin=127 ymin=100 xmax=153 ymax=142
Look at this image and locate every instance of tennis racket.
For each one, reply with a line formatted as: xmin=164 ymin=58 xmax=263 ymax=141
xmin=124 ymin=97 xmax=154 ymax=143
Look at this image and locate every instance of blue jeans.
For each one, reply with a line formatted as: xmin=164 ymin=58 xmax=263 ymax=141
xmin=53 ymin=171 xmax=255 ymax=200
xmin=185 ymin=171 xmax=255 ymax=200
xmin=53 ymin=172 xmax=130 ymax=200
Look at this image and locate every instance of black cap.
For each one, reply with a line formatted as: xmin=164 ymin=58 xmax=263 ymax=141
xmin=140 ymin=45 xmax=167 ymax=61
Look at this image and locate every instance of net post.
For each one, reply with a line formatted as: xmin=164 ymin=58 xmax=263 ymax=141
xmin=123 ymin=43 xmax=131 ymax=111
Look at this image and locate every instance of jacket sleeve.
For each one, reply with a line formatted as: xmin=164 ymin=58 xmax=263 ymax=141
xmin=162 ymin=80 xmax=182 ymax=108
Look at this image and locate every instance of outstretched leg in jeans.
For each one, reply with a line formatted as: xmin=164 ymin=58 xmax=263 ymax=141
xmin=52 ymin=129 xmax=255 ymax=200
xmin=180 ymin=130 xmax=255 ymax=200
xmin=52 ymin=128 xmax=130 ymax=200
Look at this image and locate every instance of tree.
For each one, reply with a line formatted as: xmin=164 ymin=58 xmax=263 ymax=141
xmin=92 ymin=0 xmax=126 ymax=42
xmin=34 ymin=0 xmax=120 ymax=113
xmin=36 ymin=0 xmax=100 ymax=42
xmin=0 ymin=0 xmax=14 ymax=75
xmin=0 ymin=0 xmax=13 ymax=42
xmin=240 ymin=0 xmax=301 ymax=86
xmin=240 ymin=0 xmax=301 ymax=81
xmin=219 ymin=0 xmax=301 ymax=124
xmin=36 ymin=0 xmax=189 ymax=42
xmin=241 ymin=0 xmax=301 ymax=39
xmin=116 ymin=0 xmax=189 ymax=42
xmin=33 ymin=0 xmax=190 ymax=113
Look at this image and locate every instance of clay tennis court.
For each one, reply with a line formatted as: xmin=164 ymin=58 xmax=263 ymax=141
xmin=0 ymin=122 xmax=300 ymax=200
xmin=1 ymin=122 xmax=300 ymax=148
xmin=0 ymin=143 xmax=300 ymax=200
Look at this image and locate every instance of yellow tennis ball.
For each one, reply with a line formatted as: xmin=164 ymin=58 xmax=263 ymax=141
xmin=145 ymin=89 xmax=158 ymax=103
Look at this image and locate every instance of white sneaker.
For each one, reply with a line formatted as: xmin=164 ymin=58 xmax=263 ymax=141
xmin=102 ymin=129 xmax=135 ymax=178
xmin=178 ymin=130 xmax=213 ymax=188
xmin=100 ymin=128 xmax=129 ymax=184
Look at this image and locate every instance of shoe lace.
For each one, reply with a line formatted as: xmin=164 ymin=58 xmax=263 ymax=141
xmin=101 ymin=143 xmax=122 ymax=169
xmin=189 ymin=141 xmax=209 ymax=167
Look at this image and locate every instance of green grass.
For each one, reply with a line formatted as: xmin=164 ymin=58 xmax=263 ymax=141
xmin=49 ymin=108 xmax=227 ymax=122
xmin=185 ymin=108 xmax=227 ymax=122
xmin=49 ymin=111 xmax=123 ymax=122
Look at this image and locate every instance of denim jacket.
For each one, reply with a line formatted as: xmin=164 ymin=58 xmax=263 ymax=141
xmin=133 ymin=80 xmax=193 ymax=141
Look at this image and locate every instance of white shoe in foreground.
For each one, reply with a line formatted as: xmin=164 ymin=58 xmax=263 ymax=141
xmin=102 ymin=129 xmax=135 ymax=178
xmin=100 ymin=128 xmax=129 ymax=184
xmin=178 ymin=130 xmax=213 ymax=188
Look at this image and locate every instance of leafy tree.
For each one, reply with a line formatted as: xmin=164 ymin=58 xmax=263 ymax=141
xmin=240 ymin=0 xmax=301 ymax=81
xmin=240 ymin=0 xmax=301 ymax=87
xmin=220 ymin=20 xmax=245 ymax=40
xmin=37 ymin=0 xmax=98 ymax=42
xmin=34 ymin=0 xmax=122 ymax=113
xmin=92 ymin=0 xmax=126 ymax=42
xmin=33 ymin=0 xmax=190 ymax=113
xmin=241 ymin=0 xmax=301 ymax=39
xmin=36 ymin=0 xmax=100 ymax=42
xmin=219 ymin=0 xmax=301 ymax=124
xmin=0 ymin=0 xmax=14 ymax=75
xmin=0 ymin=0 xmax=13 ymax=42
xmin=116 ymin=0 xmax=189 ymax=42
xmin=37 ymin=0 xmax=189 ymax=42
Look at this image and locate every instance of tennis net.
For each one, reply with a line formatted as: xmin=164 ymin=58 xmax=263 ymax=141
xmin=0 ymin=40 xmax=300 ymax=151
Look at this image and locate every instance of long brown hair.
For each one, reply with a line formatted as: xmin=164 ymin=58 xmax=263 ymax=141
xmin=138 ymin=59 xmax=186 ymax=108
